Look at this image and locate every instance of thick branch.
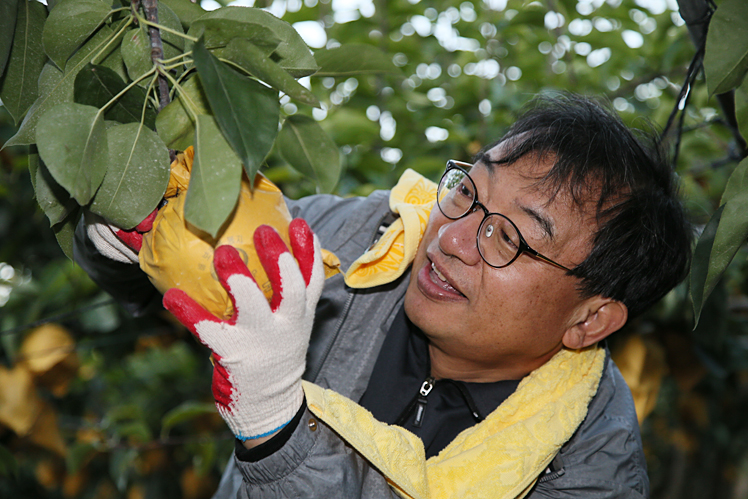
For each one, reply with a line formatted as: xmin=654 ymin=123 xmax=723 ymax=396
xmin=142 ymin=0 xmax=170 ymax=111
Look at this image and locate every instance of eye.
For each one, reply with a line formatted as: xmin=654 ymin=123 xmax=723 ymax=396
xmin=501 ymin=229 xmax=517 ymax=249
xmin=457 ymin=180 xmax=473 ymax=199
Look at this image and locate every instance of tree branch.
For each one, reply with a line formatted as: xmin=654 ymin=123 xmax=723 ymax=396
xmin=142 ymin=0 xmax=170 ymax=111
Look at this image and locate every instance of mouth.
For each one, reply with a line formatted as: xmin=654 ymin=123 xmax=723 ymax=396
xmin=431 ymin=262 xmax=449 ymax=284
xmin=416 ymin=259 xmax=466 ymax=301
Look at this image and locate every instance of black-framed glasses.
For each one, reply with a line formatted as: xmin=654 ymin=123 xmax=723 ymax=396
xmin=436 ymin=160 xmax=572 ymax=272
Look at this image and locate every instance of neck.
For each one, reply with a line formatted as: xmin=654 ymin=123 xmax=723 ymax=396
xmin=427 ymin=342 xmax=561 ymax=383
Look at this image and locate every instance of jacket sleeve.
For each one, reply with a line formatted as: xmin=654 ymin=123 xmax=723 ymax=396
xmin=213 ymin=406 xmax=401 ymax=499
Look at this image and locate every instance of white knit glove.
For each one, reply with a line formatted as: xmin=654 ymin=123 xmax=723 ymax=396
xmin=84 ymin=211 xmax=156 ymax=264
xmin=162 ymin=219 xmax=324 ymax=440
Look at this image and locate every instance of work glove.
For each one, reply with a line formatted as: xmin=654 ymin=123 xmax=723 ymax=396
xmin=162 ymin=219 xmax=325 ymax=440
xmin=84 ymin=209 xmax=157 ymax=264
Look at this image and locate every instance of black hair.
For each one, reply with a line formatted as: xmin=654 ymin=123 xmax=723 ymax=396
xmin=479 ymin=93 xmax=692 ymax=319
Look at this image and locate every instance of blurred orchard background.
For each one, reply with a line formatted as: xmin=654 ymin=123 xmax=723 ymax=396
xmin=1 ymin=0 xmax=747 ymax=497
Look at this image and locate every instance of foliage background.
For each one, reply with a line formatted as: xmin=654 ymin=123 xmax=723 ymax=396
xmin=2 ymin=0 xmax=747 ymax=497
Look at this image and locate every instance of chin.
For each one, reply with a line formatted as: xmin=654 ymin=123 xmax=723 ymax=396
xmin=404 ymin=284 xmax=444 ymax=339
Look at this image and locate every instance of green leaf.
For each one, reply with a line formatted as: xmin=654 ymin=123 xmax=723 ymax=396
xmin=721 ymin=155 xmax=748 ymax=205
xmin=192 ymin=39 xmax=279 ymax=181
xmin=704 ymin=0 xmax=748 ymax=95
xmin=158 ymin=2 xmax=187 ymax=57
xmin=66 ymin=442 xmax=98 ymax=474
xmin=187 ymin=18 xmax=280 ymax=57
xmin=35 ymin=158 xmax=78 ymax=225
xmin=185 ymin=114 xmax=243 ymax=236
xmin=155 ymin=74 xmax=212 ymax=150
xmin=121 ymin=28 xmax=152 ymax=84
xmin=28 ymin=149 xmax=39 ymax=190
xmin=114 ymin=421 xmax=152 ymax=443
xmin=690 ymin=204 xmax=723 ymax=326
xmin=74 ymin=63 xmax=156 ymax=129
xmin=36 ymin=102 xmax=109 ymax=205
xmin=736 ymin=78 xmax=748 ymax=145
xmin=4 ymin=23 xmax=124 ymax=148
xmin=193 ymin=440 xmax=217 ymax=476
xmin=277 ymin=115 xmax=341 ymax=193
xmin=53 ymin=206 xmax=82 ymax=260
xmin=42 ymin=0 xmax=112 ymax=70
xmin=0 ymin=0 xmax=48 ymax=125
xmin=160 ymin=401 xmax=216 ymax=439
xmin=160 ymin=0 xmax=205 ymax=29
xmin=691 ymin=182 xmax=748 ymax=325
xmin=223 ymin=37 xmax=320 ymax=107
xmin=188 ymin=6 xmax=318 ymax=77
xmin=314 ymin=44 xmax=400 ymax=77
xmin=98 ymin=43 xmax=128 ymax=82
xmin=325 ymin=107 xmax=379 ymax=146
xmin=109 ymin=448 xmax=137 ymax=492
xmin=0 ymin=0 xmax=19 ymax=77
xmin=0 ymin=443 xmax=19 ymax=478
xmin=89 ymin=123 xmax=170 ymax=229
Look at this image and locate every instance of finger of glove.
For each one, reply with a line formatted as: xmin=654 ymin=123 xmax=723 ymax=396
xmin=85 ymin=218 xmax=139 ymax=264
xmin=163 ymin=288 xmax=224 ymax=349
xmin=288 ymin=219 xmax=316 ymax=286
xmin=288 ymin=220 xmax=325 ymax=314
xmin=255 ymin=225 xmax=306 ymax=315
xmin=135 ymin=208 xmax=158 ymax=232
xmin=213 ymin=245 xmax=273 ymax=324
xmin=113 ymin=228 xmax=143 ymax=253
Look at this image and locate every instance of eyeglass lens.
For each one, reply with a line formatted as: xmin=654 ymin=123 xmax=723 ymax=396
xmin=437 ymin=166 xmax=523 ymax=268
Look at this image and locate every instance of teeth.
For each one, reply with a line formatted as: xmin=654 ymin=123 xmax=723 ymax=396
xmin=431 ymin=262 xmax=447 ymax=282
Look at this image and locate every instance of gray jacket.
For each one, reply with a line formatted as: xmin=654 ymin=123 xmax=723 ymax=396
xmin=74 ymin=190 xmax=649 ymax=499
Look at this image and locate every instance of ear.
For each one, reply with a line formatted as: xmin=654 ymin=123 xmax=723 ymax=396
xmin=562 ymin=298 xmax=628 ymax=350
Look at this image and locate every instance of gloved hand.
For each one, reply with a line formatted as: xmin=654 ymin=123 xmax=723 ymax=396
xmin=84 ymin=209 xmax=157 ymax=264
xmin=162 ymin=219 xmax=324 ymax=441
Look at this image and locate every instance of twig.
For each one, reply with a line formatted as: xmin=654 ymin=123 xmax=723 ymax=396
xmin=142 ymin=0 xmax=170 ymax=111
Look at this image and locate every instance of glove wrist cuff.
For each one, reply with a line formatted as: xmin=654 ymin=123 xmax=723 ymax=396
xmin=220 ymin=383 xmax=305 ymax=441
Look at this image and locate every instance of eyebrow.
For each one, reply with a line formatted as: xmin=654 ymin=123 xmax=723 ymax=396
xmin=520 ymin=205 xmax=556 ymax=241
xmin=473 ymin=151 xmax=556 ymax=239
xmin=473 ymin=151 xmax=493 ymax=172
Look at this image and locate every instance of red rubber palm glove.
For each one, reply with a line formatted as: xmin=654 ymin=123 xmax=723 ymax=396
xmin=162 ymin=219 xmax=324 ymax=441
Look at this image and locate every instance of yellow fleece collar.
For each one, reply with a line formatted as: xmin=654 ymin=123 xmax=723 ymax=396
xmin=344 ymin=169 xmax=437 ymax=288
xmin=303 ymin=346 xmax=605 ymax=499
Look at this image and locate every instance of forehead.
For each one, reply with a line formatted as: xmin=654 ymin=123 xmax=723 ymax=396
xmin=475 ymin=141 xmax=600 ymax=216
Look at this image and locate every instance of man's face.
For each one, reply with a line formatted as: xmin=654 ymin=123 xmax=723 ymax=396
xmin=403 ymin=145 xmax=601 ymax=381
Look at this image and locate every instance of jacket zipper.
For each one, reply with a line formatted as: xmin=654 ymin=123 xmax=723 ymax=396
xmin=413 ymin=377 xmax=435 ymax=427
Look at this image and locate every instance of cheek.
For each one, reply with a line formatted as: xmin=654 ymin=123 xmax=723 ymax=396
xmin=471 ymin=271 xmax=571 ymax=332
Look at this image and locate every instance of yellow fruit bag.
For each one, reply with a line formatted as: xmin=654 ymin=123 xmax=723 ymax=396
xmin=140 ymin=147 xmax=339 ymax=319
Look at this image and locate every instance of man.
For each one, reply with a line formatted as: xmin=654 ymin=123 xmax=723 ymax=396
xmin=75 ymin=94 xmax=692 ymax=498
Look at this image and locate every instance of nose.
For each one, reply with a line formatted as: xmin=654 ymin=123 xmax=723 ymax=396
xmin=436 ymin=210 xmax=483 ymax=266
